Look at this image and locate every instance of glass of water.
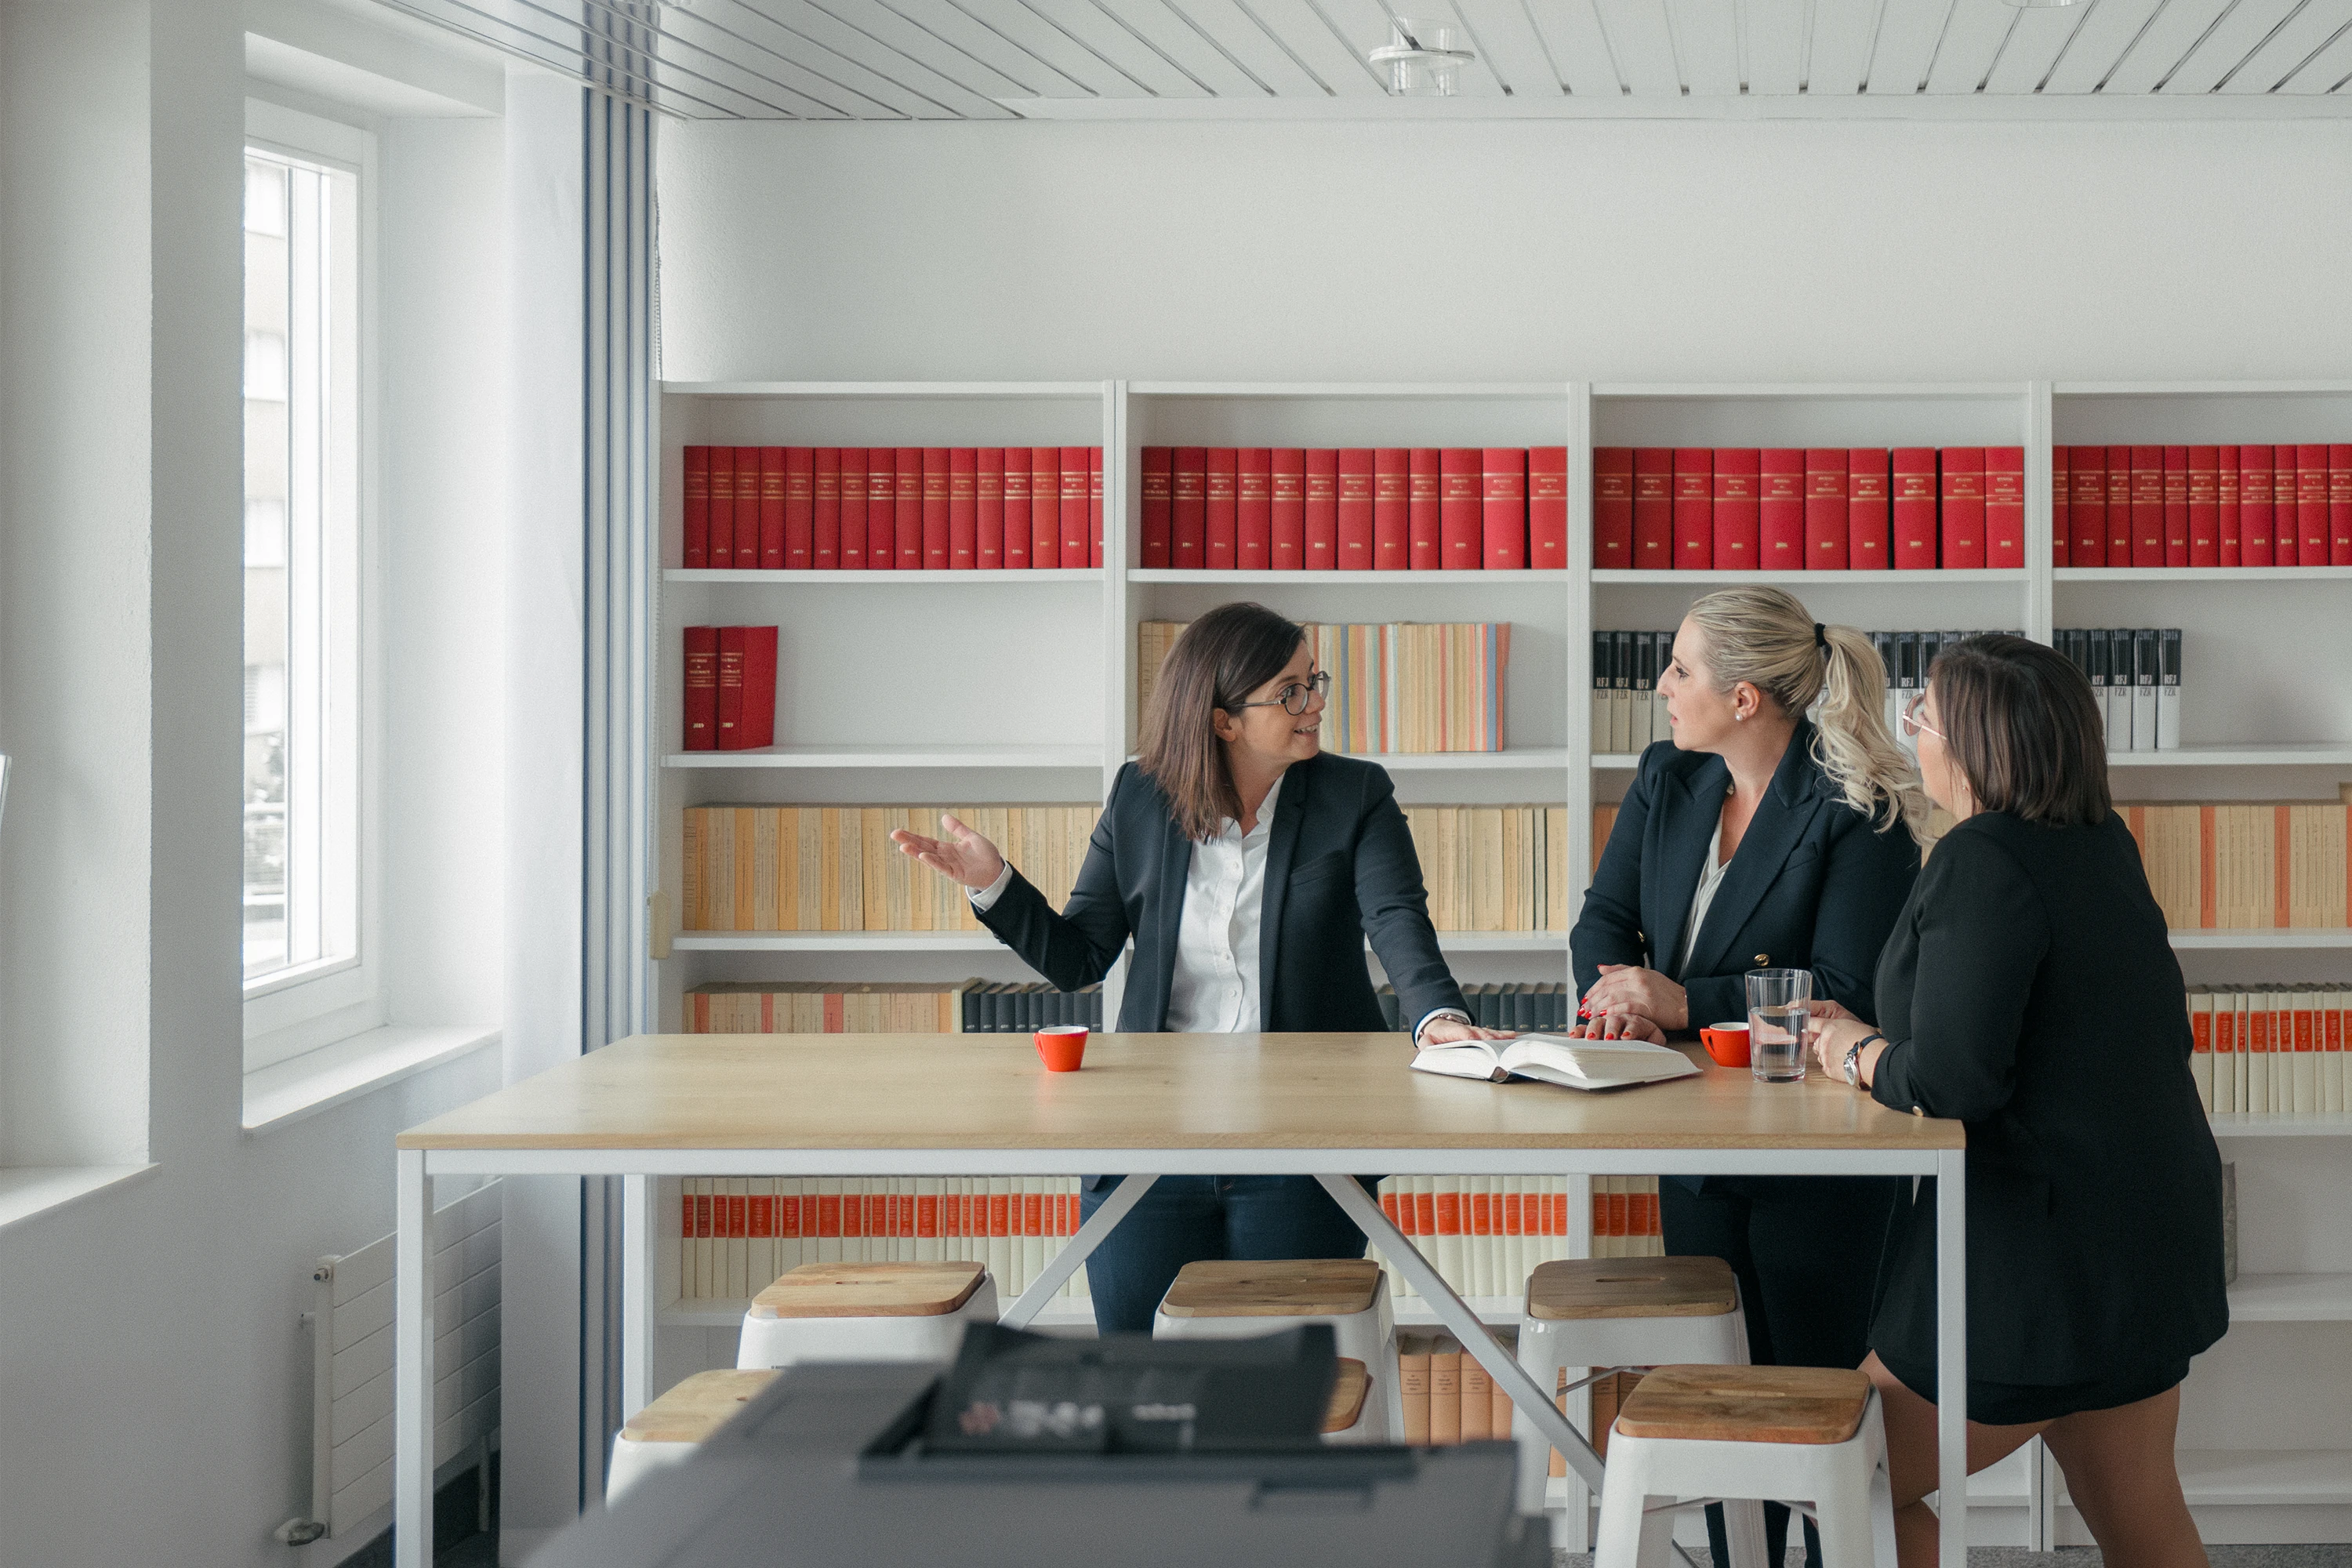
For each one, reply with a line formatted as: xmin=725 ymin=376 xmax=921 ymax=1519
xmin=1746 ymin=968 xmax=1813 ymax=1083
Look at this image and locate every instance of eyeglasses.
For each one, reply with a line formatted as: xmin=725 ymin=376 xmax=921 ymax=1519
xmin=1900 ymin=691 xmax=1944 ymax=742
xmin=1236 ymin=670 xmax=1331 ymax=717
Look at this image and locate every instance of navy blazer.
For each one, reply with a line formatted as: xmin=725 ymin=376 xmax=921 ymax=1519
xmin=1571 ymin=720 xmax=1921 ymax=1033
xmin=974 ymin=752 xmax=1467 ymax=1036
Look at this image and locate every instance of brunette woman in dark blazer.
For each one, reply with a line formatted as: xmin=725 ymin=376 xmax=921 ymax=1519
xmin=891 ymin=602 xmax=1508 ymax=1331
xmin=1809 ymin=634 xmax=2226 ymax=1568
xmin=1571 ymin=586 xmax=1924 ymax=1568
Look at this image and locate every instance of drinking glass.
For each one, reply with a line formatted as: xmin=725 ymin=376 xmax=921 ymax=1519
xmin=1746 ymin=968 xmax=1813 ymax=1083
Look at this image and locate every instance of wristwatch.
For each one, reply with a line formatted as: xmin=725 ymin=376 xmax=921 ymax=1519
xmin=1843 ymin=1033 xmax=1886 ymax=1087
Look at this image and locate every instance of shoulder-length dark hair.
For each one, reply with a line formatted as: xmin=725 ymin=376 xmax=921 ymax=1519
xmin=1138 ymin=603 xmax=1306 ymax=843
xmin=1929 ymin=633 xmax=2111 ymax=827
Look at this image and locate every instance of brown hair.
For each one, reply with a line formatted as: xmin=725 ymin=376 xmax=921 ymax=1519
xmin=1929 ymin=633 xmax=2111 ymax=827
xmin=1138 ymin=603 xmax=1306 ymax=842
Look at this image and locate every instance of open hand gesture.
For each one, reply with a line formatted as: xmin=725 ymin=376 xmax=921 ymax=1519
xmin=891 ymin=814 xmax=1007 ymax=891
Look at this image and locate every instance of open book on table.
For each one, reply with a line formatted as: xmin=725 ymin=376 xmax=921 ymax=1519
xmin=1410 ymin=1033 xmax=1702 ymax=1092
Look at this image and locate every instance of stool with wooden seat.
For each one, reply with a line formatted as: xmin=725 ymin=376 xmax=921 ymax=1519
xmin=735 ymin=1260 xmax=999 ymax=1372
xmin=1321 ymin=1356 xmax=1374 ymax=1443
xmin=1593 ymin=1365 xmax=1896 ymax=1568
xmin=1150 ymin=1259 xmax=1401 ymax=1442
xmin=607 ymin=1368 xmax=776 ymax=1504
xmin=1511 ymin=1256 xmax=1764 ymax=1563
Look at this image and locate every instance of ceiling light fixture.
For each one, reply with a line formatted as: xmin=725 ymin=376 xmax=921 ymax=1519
xmin=1369 ymin=18 xmax=1475 ymax=96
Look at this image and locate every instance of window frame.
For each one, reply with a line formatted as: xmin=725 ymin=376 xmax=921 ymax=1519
xmin=241 ymin=100 xmax=387 ymax=1071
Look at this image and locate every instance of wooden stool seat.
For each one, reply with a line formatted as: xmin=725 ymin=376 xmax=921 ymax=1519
xmin=619 ymin=1369 xmax=777 ymax=1445
xmin=1323 ymin=1358 xmax=1370 ymax=1435
xmin=1526 ymin=1256 xmax=1739 ymax=1321
xmin=1160 ymin=1258 xmax=1385 ymax=1319
xmin=750 ymin=1261 xmax=985 ymax=1320
xmin=1615 ymin=1364 xmax=1873 ymax=1446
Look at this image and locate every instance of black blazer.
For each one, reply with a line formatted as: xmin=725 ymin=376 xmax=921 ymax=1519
xmin=975 ymin=751 xmax=1468 ymax=1037
xmin=1571 ymin=720 xmax=1922 ymax=1033
xmin=1868 ymin=811 xmax=2229 ymax=1388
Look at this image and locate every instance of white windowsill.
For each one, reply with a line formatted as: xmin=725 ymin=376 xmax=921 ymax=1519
xmin=0 ymin=1165 xmax=161 ymax=1236
xmin=241 ymin=1022 xmax=500 ymax=1134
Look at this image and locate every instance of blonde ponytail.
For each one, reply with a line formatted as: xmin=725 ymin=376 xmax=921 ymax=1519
xmin=1682 ymin=586 xmax=1929 ymax=842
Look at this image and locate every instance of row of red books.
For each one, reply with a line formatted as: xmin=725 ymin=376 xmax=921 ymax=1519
xmin=1136 ymin=447 xmax=1568 ymax=571
xmin=1594 ymin=448 xmax=2026 ymax=572
xmin=680 ymin=446 xmax=1104 ymax=570
xmin=2055 ymin=444 xmax=2352 ymax=568
xmin=681 ymin=626 xmax=778 ymax=751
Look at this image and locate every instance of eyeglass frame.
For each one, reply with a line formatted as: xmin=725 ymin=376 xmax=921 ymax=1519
xmin=1232 ymin=669 xmax=1331 ymax=717
xmin=1900 ymin=690 xmax=1944 ymax=742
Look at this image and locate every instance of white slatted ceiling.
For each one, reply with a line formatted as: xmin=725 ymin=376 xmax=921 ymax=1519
xmin=379 ymin=0 xmax=2352 ymax=113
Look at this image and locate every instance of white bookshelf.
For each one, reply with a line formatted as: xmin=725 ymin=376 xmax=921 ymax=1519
xmin=645 ymin=377 xmax=2352 ymax=1545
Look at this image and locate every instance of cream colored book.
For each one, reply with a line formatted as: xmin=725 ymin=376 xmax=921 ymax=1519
xmin=1412 ymin=1033 xmax=1700 ymax=1092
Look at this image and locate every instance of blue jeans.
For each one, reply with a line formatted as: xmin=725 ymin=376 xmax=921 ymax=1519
xmin=1076 ymin=1174 xmax=1381 ymax=1334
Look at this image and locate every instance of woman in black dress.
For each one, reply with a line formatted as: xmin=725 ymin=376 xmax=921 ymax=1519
xmin=1809 ymin=633 xmax=2227 ymax=1567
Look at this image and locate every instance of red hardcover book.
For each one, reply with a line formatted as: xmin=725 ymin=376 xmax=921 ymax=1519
xmin=2187 ymin=446 xmax=2220 ymax=568
xmin=1060 ymin=446 xmax=1091 ymax=568
xmin=1338 ymin=449 xmax=1377 ymax=571
xmin=782 ymin=447 xmax=813 ymax=570
xmin=1759 ymin=448 xmax=1803 ymax=569
xmin=1409 ymin=448 xmax=1443 ymax=569
xmin=1205 ymin=447 xmax=1238 ymax=571
xmin=1372 ymin=448 xmax=1409 ymax=570
xmin=1632 ymin=448 xmax=1673 ymax=569
xmin=1528 ymin=446 xmax=1568 ymax=570
xmin=2050 ymin=446 xmax=2069 ymax=568
xmin=759 ymin=446 xmax=788 ymax=570
xmin=893 ymin=447 xmax=923 ymax=568
xmin=976 ymin=448 xmax=1004 ymax=569
xmin=1986 ymin=446 xmax=2024 ymax=569
xmin=1139 ymin=447 xmax=1173 ymax=568
xmin=918 ymin=448 xmax=949 ymax=570
xmin=2161 ymin=445 xmax=2189 ymax=568
xmin=2105 ymin=446 xmax=2133 ymax=567
xmin=736 ymin=448 xmax=764 ymax=568
xmin=1891 ymin=448 xmax=1938 ymax=569
xmin=862 ymin=450 xmax=895 ymax=569
xmin=682 ymin=626 xmax=718 ymax=750
xmin=2128 ymin=445 xmax=2162 ymax=568
xmin=1304 ymin=450 xmax=1338 ymax=569
xmin=1271 ymin=448 xmax=1305 ymax=570
xmin=2298 ymin=443 xmax=2330 ymax=565
xmin=1237 ymin=448 xmax=1273 ymax=571
xmin=1940 ymin=447 xmax=1986 ymax=570
xmin=840 ymin=448 xmax=869 ymax=570
xmin=707 ymin=445 xmax=736 ymax=568
xmin=1848 ymin=449 xmax=1889 ymax=569
xmin=813 ymin=448 xmax=840 ymax=569
xmin=2332 ymin=445 xmax=2352 ymax=564
xmin=1711 ymin=448 xmax=1759 ymax=571
xmin=1593 ymin=448 xmax=1635 ymax=570
xmin=1171 ymin=447 xmax=1207 ymax=570
xmin=1672 ymin=448 xmax=1713 ymax=571
xmin=1091 ymin=447 xmax=1105 ymax=568
xmin=683 ymin=446 xmax=710 ymax=569
xmin=1483 ymin=448 xmax=1528 ymax=570
xmin=948 ymin=448 xmax=977 ymax=569
xmin=1439 ymin=448 xmax=1481 ymax=571
xmin=1031 ymin=447 xmax=1060 ymax=570
xmin=716 ymin=626 xmax=778 ymax=750
xmin=2217 ymin=445 xmax=2241 ymax=568
xmin=2239 ymin=444 xmax=2274 ymax=567
xmin=2070 ymin=447 xmax=2106 ymax=568
xmin=1000 ymin=450 xmax=1030 ymax=569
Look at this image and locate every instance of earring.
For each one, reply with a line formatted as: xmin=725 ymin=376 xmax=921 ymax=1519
xmin=1735 ymin=711 xmax=1745 ymax=722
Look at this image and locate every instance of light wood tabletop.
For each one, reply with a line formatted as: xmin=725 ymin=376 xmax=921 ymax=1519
xmin=396 ymin=1033 xmax=1962 ymax=1152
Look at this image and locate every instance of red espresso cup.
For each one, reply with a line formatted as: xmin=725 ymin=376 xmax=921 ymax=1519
xmin=1699 ymin=1022 xmax=1751 ymax=1069
xmin=1034 ymin=1025 xmax=1089 ymax=1072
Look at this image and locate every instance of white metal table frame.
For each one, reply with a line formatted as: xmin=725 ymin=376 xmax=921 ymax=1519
xmin=395 ymin=1144 xmax=1962 ymax=1568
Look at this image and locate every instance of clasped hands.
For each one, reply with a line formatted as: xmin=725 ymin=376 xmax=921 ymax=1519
xmin=1577 ymin=965 xmax=1870 ymax=1053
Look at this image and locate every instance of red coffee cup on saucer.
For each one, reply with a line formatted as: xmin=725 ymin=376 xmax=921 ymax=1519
xmin=1699 ymin=1022 xmax=1751 ymax=1069
xmin=1034 ymin=1025 xmax=1088 ymax=1072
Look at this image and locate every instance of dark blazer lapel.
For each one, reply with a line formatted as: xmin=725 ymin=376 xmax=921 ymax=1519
xmin=1684 ymin=724 xmax=1826 ymax=981
xmin=1255 ymin=760 xmax=1308 ymax=1029
xmin=1149 ymin=811 xmax=1192 ymax=1031
xmin=1646 ymin=754 xmax=1725 ymax=974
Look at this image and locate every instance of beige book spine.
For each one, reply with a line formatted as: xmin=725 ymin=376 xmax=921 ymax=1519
xmin=1399 ymin=1335 xmax=1432 ymax=1446
xmin=752 ymin=809 xmax=780 ymax=929
xmin=1459 ymin=1352 xmax=1494 ymax=1441
xmin=1428 ymin=1338 xmax=1463 ymax=1446
xmin=681 ymin=808 xmax=706 ymax=930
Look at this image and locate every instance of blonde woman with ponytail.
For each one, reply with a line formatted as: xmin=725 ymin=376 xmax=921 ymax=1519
xmin=1570 ymin=585 xmax=1926 ymax=1568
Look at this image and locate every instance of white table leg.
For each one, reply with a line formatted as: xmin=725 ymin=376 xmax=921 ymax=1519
xmin=622 ymin=1174 xmax=655 ymax=1421
xmin=1313 ymin=1174 xmax=1603 ymax=1490
xmin=1936 ymin=1148 xmax=1969 ymax=1566
xmin=394 ymin=1149 xmax=434 ymax=1568
xmin=999 ymin=1173 xmax=1158 ymax=1330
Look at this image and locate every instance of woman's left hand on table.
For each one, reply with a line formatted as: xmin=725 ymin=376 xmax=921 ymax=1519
xmin=1583 ymin=964 xmax=1689 ymax=1032
xmin=1807 ymin=1014 xmax=1876 ymax=1079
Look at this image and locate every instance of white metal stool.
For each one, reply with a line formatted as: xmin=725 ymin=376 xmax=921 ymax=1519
xmin=1594 ymin=1365 xmax=1896 ymax=1568
xmin=735 ymin=1260 xmax=998 ymax=1370
xmin=607 ymin=1368 xmax=775 ymax=1504
xmin=1150 ymin=1258 xmax=1403 ymax=1442
xmin=1511 ymin=1256 xmax=1766 ymax=1564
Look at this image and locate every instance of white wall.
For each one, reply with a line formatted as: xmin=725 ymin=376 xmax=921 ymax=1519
xmin=655 ymin=118 xmax=2352 ymax=384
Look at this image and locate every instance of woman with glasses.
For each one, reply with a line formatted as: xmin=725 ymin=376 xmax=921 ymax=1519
xmin=1809 ymin=635 xmax=2225 ymax=1568
xmin=891 ymin=601 xmax=1508 ymax=1331
xmin=1570 ymin=584 xmax=1925 ymax=1568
